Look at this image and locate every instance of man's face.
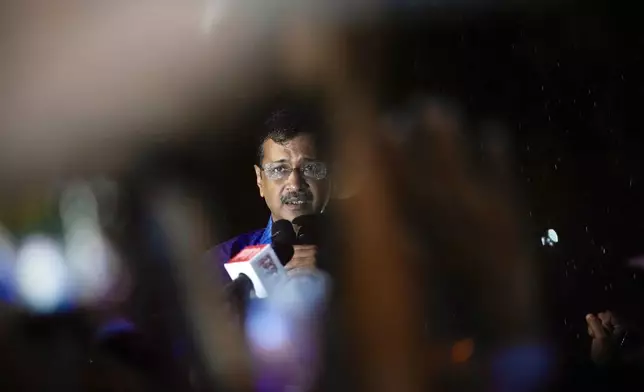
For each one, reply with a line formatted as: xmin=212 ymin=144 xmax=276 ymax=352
xmin=254 ymin=134 xmax=330 ymax=222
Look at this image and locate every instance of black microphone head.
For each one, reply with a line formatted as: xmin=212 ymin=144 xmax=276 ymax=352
xmin=291 ymin=214 xmax=318 ymax=228
xmin=271 ymin=220 xmax=296 ymax=265
xmin=271 ymin=219 xmax=296 ymax=245
xmin=292 ymin=214 xmax=321 ymax=245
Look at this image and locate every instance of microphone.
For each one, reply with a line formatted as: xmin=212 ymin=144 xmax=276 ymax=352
xmin=223 ymin=245 xmax=288 ymax=298
xmin=292 ymin=214 xmax=322 ymax=245
xmin=225 ymin=215 xmax=328 ymax=301
xmin=271 ymin=219 xmax=296 ymax=244
xmin=271 ymin=219 xmax=296 ymax=265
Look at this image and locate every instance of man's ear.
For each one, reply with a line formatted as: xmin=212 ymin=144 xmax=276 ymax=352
xmin=254 ymin=165 xmax=264 ymax=198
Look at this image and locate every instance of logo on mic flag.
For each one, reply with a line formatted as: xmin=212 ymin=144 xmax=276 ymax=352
xmin=258 ymin=255 xmax=278 ymax=275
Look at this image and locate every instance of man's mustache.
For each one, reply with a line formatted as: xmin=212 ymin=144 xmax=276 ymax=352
xmin=281 ymin=190 xmax=313 ymax=204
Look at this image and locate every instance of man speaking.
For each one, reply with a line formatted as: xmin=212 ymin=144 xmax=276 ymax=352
xmin=208 ymin=105 xmax=334 ymax=391
xmin=212 ymin=105 xmax=331 ymax=273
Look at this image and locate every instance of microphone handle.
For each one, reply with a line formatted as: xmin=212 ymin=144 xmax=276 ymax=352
xmin=225 ymin=273 xmax=254 ymax=312
xmin=272 ymin=243 xmax=295 ymax=266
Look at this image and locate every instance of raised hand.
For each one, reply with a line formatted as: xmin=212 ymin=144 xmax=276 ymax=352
xmin=586 ymin=311 xmax=626 ymax=366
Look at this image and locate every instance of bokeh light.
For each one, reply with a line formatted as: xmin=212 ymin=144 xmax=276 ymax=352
xmin=60 ymin=181 xmax=120 ymax=305
xmin=15 ymin=235 xmax=70 ymax=313
xmin=246 ymin=302 xmax=291 ymax=353
xmin=541 ymin=228 xmax=559 ymax=247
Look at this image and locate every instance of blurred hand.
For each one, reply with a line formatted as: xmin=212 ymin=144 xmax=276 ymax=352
xmin=284 ymin=245 xmax=318 ymax=272
xmin=586 ymin=311 xmax=626 ymax=366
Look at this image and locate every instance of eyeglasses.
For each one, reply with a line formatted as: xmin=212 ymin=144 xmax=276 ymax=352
xmin=262 ymin=161 xmax=328 ymax=181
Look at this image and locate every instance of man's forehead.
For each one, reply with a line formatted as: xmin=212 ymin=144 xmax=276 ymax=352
xmin=263 ymin=136 xmax=318 ymax=161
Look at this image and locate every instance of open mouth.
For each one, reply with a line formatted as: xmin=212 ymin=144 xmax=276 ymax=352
xmin=284 ymin=200 xmax=309 ymax=206
xmin=281 ymin=191 xmax=313 ymax=208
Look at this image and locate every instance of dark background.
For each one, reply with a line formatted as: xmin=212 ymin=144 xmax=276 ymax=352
xmin=133 ymin=1 xmax=644 ymax=366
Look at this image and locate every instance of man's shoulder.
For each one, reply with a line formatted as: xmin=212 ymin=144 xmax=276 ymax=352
xmin=209 ymin=228 xmax=267 ymax=263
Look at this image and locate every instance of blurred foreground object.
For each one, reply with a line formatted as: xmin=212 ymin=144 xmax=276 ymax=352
xmin=0 ymin=180 xmax=124 ymax=314
xmin=2 ymin=1 xmax=276 ymax=186
xmin=1 ymin=0 xmax=569 ymax=187
xmin=278 ymin=17 xmax=550 ymax=392
xmin=0 ymin=1 xmax=582 ymax=391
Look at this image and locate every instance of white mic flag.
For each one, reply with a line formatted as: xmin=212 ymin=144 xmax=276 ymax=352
xmin=223 ymin=244 xmax=287 ymax=298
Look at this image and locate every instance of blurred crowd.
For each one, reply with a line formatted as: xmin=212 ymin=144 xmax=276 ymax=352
xmin=0 ymin=1 xmax=642 ymax=392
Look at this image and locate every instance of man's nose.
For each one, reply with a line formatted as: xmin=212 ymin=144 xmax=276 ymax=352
xmin=286 ymin=168 xmax=305 ymax=188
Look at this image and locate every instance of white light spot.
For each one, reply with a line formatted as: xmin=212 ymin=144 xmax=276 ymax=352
xmin=246 ymin=302 xmax=291 ymax=353
xmin=547 ymin=229 xmax=558 ymax=243
xmin=541 ymin=229 xmax=559 ymax=247
xmin=15 ymin=236 xmax=70 ymax=313
xmin=65 ymin=221 xmax=115 ymax=304
xmin=59 ymin=182 xmax=99 ymax=230
xmin=60 ymin=181 xmax=119 ymax=305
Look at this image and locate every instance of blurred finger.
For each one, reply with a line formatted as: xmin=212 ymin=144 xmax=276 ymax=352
xmin=285 ymin=258 xmax=316 ymax=271
xmin=292 ymin=245 xmax=318 ymax=253
xmin=598 ymin=311 xmax=613 ymax=330
xmin=152 ymin=190 xmax=252 ymax=391
xmin=306 ymin=30 xmax=426 ymax=392
xmin=587 ymin=314 xmax=607 ymax=339
xmin=479 ymin=120 xmax=513 ymax=185
xmin=290 ymin=252 xmax=317 ymax=260
xmin=605 ymin=311 xmax=626 ymax=336
xmin=419 ymin=99 xmax=471 ymax=196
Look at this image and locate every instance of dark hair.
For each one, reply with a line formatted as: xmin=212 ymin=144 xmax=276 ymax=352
xmin=256 ymin=105 xmax=328 ymax=165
